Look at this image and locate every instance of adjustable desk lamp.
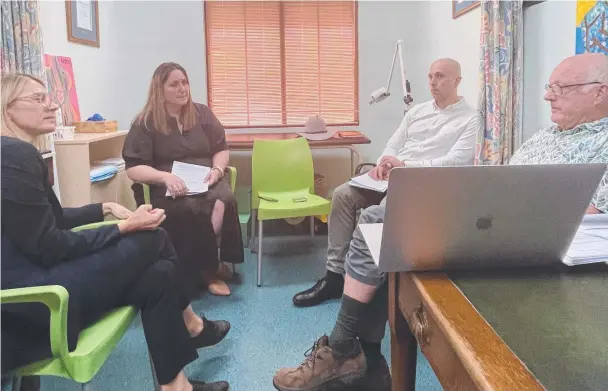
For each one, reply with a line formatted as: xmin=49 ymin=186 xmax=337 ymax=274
xmin=369 ymin=40 xmax=414 ymax=114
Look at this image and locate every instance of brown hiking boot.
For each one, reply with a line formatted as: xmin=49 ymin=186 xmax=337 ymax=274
xmin=273 ymin=335 xmax=367 ymax=391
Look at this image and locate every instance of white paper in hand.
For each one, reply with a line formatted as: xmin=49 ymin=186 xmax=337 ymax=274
xmin=349 ymin=173 xmax=388 ymax=193
xmin=166 ymin=161 xmax=211 ymax=197
xmin=358 ymin=223 xmax=384 ymax=266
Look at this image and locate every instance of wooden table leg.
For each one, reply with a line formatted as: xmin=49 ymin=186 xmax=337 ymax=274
xmin=389 ymin=272 xmax=417 ymax=391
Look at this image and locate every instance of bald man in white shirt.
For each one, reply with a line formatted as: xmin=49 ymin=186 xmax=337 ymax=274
xmin=292 ymin=58 xmax=481 ymax=308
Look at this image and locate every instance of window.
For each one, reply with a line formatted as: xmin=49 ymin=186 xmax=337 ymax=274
xmin=205 ymin=1 xmax=358 ymax=128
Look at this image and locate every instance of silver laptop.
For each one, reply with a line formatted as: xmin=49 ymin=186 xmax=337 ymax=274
xmin=377 ymin=164 xmax=607 ymax=272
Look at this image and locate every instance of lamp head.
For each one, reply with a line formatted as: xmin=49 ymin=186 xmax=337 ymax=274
xmin=369 ymin=87 xmax=390 ymax=105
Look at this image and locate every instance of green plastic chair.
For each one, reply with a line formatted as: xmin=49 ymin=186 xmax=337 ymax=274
xmin=1 ymin=220 xmax=158 ymax=391
xmin=141 ymin=166 xmax=237 ymax=204
xmin=251 ymin=137 xmax=331 ymax=286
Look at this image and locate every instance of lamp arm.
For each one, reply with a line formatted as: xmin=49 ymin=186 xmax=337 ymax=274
xmin=369 ymin=39 xmax=414 ymax=109
xmin=396 ymin=40 xmax=414 ymax=111
xmin=385 ymin=41 xmax=399 ymax=93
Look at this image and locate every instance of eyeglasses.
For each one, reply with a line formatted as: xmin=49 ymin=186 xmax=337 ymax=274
xmin=14 ymin=92 xmax=53 ymax=108
xmin=544 ymin=82 xmax=604 ymax=96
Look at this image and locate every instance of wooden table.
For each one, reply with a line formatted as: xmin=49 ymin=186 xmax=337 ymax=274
xmin=226 ymin=130 xmax=371 ymax=174
xmin=388 ymin=264 xmax=608 ymax=391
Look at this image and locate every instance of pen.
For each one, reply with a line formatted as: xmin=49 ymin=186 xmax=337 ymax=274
xmin=259 ymin=196 xmax=279 ymax=202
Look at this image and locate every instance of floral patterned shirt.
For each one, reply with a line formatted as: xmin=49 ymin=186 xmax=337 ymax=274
xmin=510 ymin=117 xmax=608 ymax=213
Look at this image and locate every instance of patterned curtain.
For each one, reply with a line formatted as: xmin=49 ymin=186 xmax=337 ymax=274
xmin=1 ymin=0 xmax=45 ymax=78
xmin=475 ymin=0 xmax=523 ymax=165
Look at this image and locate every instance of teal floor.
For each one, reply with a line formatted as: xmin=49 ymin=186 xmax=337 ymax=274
xmin=19 ymin=235 xmax=443 ymax=391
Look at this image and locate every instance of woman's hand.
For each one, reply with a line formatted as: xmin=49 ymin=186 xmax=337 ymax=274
xmin=102 ymin=202 xmax=133 ymax=219
xmin=163 ymin=173 xmax=187 ymax=198
xmin=118 ymin=205 xmax=166 ymax=233
xmin=204 ymin=167 xmax=223 ymax=187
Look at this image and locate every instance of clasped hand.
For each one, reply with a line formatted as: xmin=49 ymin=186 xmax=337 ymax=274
xmin=103 ymin=202 xmax=133 ymax=219
xmin=118 ymin=205 xmax=166 ymax=233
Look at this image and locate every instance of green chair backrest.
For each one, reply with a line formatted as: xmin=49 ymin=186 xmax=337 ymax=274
xmin=251 ymin=137 xmax=315 ymax=210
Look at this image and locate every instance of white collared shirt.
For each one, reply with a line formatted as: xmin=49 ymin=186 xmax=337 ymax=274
xmin=378 ymin=98 xmax=480 ymax=167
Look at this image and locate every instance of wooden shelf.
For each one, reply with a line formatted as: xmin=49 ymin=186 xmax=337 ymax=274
xmin=55 ymin=130 xmax=135 ymax=210
xmin=54 ymin=130 xmax=129 ymax=145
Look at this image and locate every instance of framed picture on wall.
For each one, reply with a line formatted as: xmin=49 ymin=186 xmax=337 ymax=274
xmin=65 ymin=0 xmax=100 ymax=47
xmin=452 ymin=0 xmax=480 ymax=19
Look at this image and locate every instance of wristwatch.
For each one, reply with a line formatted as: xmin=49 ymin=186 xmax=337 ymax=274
xmin=212 ymin=166 xmax=225 ymax=177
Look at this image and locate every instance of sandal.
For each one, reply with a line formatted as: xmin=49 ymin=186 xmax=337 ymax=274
xmin=206 ymin=278 xmax=231 ymax=296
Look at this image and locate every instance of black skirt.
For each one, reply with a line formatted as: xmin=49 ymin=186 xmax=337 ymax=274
xmin=132 ymin=176 xmax=244 ymax=296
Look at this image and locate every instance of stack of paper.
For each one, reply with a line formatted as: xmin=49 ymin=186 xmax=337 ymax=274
xmin=359 ymin=223 xmax=384 ymax=266
xmin=166 ymin=161 xmax=211 ymax=197
xmin=90 ymin=165 xmax=117 ymax=183
xmin=563 ymin=214 xmax=608 ymax=266
xmin=349 ymin=173 xmax=388 ymax=193
xmin=94 ymin=157 xmax=125 ymax=172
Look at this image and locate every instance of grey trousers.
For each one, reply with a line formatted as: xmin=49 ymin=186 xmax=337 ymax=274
xmin=346 ymin=203 xmax=390 ymax=343
xmin=326 ymin=182 xmax=385 ymax=275
xmin=326 ymin=183 xmax=389 ymax=342
xmin=344 ymin=202 xmax=388 ymax=287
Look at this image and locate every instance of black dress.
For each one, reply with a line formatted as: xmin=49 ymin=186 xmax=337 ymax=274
xmin=122 ymin=103 xmax=244 ymax=294
xmin=1 ymin=137 xmax=198 ymax=384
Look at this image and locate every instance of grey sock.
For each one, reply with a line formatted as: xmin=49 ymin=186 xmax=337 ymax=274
xmin=328 ymin=294 xmax=368 ymax=357
xmin=358 ymin=282 xmax=389 ymax=343
xmin=360 ymin=340 xmax=383 ymax=369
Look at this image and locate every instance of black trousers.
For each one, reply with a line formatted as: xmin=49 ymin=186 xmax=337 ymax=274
xmin=3 ymin=228 xmax=198 ymax=385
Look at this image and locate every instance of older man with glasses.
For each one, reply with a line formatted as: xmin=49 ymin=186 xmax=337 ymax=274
xmin=513 ymin=52 xmax=608 ymax=214
xmin=271 ymin=52 xmax=607 ymax=391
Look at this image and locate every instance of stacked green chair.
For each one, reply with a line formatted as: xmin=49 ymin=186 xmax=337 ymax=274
xmin=251 ymin=137 xmax=331 ymax=286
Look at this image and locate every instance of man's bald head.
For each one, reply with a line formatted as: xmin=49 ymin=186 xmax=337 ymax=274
xmin=553 ymin=53 xmax=608 ymax=84
xmin=546 ymin=53 xmax=608 ymax=130
xmin=431 ymin=58 xmax=462 ymax=78
xmin=428 ymin=58 xmax=462 ymax=107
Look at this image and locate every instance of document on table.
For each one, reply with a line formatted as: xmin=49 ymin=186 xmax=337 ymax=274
xmin=563 ymin=214 xmax=608 ymax=266
xmin=359 ymin=223 xmax=384 ymax=266
xmin=165 ymin=161 xmax=210 ymax=197
xmin=349 ymin=173 xmax=388 ymax=193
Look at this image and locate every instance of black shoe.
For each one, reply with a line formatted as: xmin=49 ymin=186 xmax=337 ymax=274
xmin=292 ymin=274 xmax=344 ymax=307
xmin=192 ymin=316 xmax=231 ymax=349
xmin=352 ymin=354 xmax=391 ymax=391
xmin=191 ymin=379 xmax=230 ymax=391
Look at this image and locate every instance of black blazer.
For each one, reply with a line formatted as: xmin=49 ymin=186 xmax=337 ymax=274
xmin=1 ymin=136 xmax=121 ymax=374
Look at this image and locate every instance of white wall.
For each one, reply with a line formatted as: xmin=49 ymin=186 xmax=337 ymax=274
xmin=523 ymin=0 xmax=576 ymax=140
xmin=401 ymin=1 xmax=481 ymax=113
xmin=112 ymin=1 xmax=207 ymax=129
xmin=39 ymin=0 xmax=480 ymax=191
xmin=356 ymin=0 xmax=481 ymax=161
xmin=39 ymin=1 xmax=206 ymax=129
xmin=357 ymin=0 xmax=416 ymax=161
xmin=40 ymin=0 xmax=121 ymax=123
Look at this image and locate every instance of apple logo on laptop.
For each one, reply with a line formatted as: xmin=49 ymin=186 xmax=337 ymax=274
xmin=476 ymin=215 xmax=493 ymax=230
